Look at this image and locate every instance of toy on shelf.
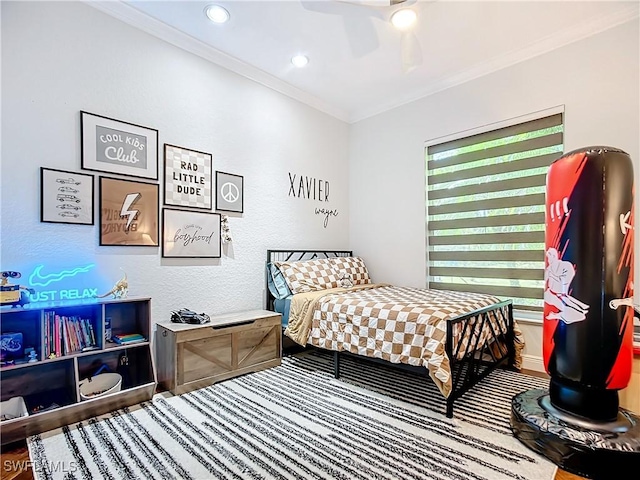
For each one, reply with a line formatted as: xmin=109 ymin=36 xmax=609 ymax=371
xmin=0 ymin=271 xmax=35 ymax=308
xmin=95 ymin=270 xmax=128 ymax=299
xmin=0 ymin=333 xmax=23 ymax=364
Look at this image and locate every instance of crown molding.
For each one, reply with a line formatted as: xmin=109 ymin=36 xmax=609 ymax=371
xmin=350 ymin=4 xmax=640 ymax=123
xmin=84 ymin=1 xmax=351 ymax=123
xmin=86 ymin=1 xmax=637 ymax=125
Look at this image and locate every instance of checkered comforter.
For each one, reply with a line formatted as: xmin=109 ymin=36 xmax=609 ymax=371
xmin=289 ymin=284 xmax=518 ymax=398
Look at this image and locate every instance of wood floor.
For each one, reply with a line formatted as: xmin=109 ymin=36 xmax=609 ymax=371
xmin=0 ymin=438 xmax=586 ymax=480
xmin=0 ymin=443 xmax=32 ymax=480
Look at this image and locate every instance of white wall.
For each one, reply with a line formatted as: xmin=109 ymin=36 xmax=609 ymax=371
xmin=1 ymin=1 xmax=350 ymax=324
xmin=349 ymin=20 xmax=640 ymax=370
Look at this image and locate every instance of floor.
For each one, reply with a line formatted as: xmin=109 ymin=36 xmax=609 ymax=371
xmin=0 ymin=434 xmax=588 ymax=480
xmin=0 ymin=368 xmax=585 ymax=480
xmin=1 ymin=443 xmax=31 ymax=480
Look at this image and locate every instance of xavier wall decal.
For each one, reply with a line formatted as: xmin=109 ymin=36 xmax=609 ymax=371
xmin=287 ymin=172 xmax=338 ymax=228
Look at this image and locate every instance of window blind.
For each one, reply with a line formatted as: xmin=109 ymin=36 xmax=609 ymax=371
xmin=426 ymin=113 xmax=564 ymax=312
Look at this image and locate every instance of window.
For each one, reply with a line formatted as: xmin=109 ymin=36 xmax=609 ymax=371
xmin=426 ymin=112 xmax=564 ymax=312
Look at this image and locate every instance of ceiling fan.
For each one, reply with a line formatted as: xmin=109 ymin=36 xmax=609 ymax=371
xmin=300 ymin=0 xmax=424 ymax=73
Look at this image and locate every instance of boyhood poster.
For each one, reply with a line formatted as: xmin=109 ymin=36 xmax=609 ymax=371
xmin=162 ymin=209 xmax=221 ymax=258
xmin=81 ymin=111 xmax=158 ymax=180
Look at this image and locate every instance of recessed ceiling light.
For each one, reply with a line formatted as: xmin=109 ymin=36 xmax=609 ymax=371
xmin=291 ymin=55 xmax=309 ymax=68
xmin=205 ymin=5 xmax=230 ymax=24
xmin=391 ymin=8 xmax=417 ymax=30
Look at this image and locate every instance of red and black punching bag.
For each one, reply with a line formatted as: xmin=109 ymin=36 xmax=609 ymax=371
xmin=543 ymin=146 xmax=635 ymax=421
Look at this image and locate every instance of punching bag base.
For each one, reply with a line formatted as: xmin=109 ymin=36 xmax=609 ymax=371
xmin=549 ymin=378 xmax=619 ymax=421
xmin=511 ymin=389 xmax=640 ymax=479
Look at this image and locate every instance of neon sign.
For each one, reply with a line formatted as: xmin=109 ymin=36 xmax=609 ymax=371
xmin=29 ymin=264 xmax=95 ymax=287
xmin=21 ymin=264 xmax=101 ymax=303
xmin=29 ymin=288 xmax=98 ymax=303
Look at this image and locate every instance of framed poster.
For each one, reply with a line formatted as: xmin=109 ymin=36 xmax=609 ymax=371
xmin=215 ymin=171 xmax=244 ymax=213
xmin=81 ymin=111 xmax=158 ymax=180
xmin=40 ymin=168 xmax=94 ymax=225
xmin=164 ymin=144 xmax=212 ymax=210
xmin=99 ymin=176 xmax=159 ymax=246
xmin=162 ymin=208 xmax=221 ymax=258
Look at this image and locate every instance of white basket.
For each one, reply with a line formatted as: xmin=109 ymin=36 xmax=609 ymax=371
xmin=0 ymin=396 xmax=28 ymax=421
xmin=79 ymin=372 xmax=122 ymax=400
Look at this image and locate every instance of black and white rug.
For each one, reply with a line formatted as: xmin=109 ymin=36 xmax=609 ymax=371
xmin=28 ymin=351 xmax=556 ymax=480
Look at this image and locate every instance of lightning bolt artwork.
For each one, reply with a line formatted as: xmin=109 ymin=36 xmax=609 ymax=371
xmin=99 ymin=177 xmax=159 ymax=246
xmin=120 ymin=192 xmax=141 ymax=232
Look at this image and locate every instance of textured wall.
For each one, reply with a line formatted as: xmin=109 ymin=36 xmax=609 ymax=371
xmin=1 ymin=1 xmax=350 ymax=325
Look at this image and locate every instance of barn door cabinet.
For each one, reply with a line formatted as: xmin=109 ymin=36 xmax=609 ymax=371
xmin=0 ymin=297 xmax=156 ymax=445
xmin=155 ymin=309 xmax=282 ymax=395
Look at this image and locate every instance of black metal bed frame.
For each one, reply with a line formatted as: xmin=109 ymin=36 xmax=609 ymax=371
xmin=444 ymin=299 xmax=514 ymax=416
xmin=266 ymin=249 xmax=516 ymax=418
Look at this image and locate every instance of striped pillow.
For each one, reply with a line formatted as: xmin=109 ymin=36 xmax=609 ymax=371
xmin=274 ymin=258 xmax=340 ymax=294
xmin=330 ymin=256 xmax=371 ymax=285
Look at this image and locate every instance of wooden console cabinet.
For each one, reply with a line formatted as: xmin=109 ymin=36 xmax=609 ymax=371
xmin=0 ymin=297 xmax=156 ymax=445
xmin=155 ymin=309 xmax=281 ymax=395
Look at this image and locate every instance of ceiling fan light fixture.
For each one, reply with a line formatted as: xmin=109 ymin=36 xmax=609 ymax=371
xmin=205 ymin=5 xmax=230 ymax=24
xmin=291 ymin=55 xmax=309 ymax=68
xmin=391 ymin=8 xmax=417 ymax=30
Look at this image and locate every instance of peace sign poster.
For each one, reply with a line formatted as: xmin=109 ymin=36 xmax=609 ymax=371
xmin=215 ymin=171 xmax=244 ymax=213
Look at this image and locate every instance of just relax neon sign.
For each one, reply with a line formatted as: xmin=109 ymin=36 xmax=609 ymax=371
xmin=26 ymin=264 xmax=99 ymax=302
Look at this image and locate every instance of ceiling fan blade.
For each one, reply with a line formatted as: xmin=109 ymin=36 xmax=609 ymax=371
xmin=343 ymin=14 xmax=379 ymax=58
xmin=400 ymin=30 xmax=422 ymax=73
xmin=300 ymin=1 xmax=382 ymax=58
xmin=338 ymin=0 xmax=406 ymax=5
xmin=300 ymin=0 xmax=390 ymax=14
xmin=300 ymin=1 xmax=344 ymax=14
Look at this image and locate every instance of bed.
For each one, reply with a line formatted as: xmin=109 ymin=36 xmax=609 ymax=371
xmin=266 ymin=249 xmax=523 ymax=418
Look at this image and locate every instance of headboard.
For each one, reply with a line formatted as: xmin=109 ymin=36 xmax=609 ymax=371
xmin=265 ymin=249 xmax=353 ymax=311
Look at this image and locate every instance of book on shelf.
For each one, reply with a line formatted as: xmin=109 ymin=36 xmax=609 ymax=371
xmin=111 ymin=333 xmax=147 ymax=345
xmin=44 ymin=311 xmax=97 ymax=357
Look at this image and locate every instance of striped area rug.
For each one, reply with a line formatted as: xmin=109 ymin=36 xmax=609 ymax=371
xmin=28 ymin=350 xmax=556 ymax=480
